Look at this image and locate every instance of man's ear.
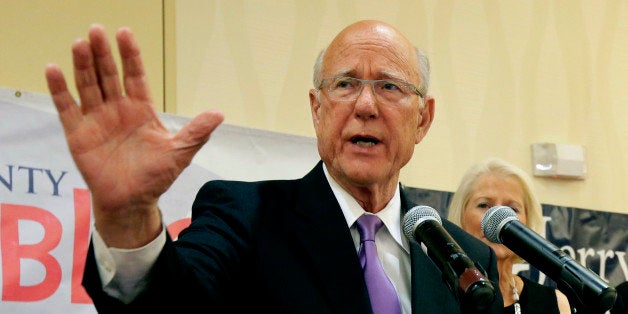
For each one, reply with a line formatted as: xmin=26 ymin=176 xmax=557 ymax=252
xmin=309 ymin=89 xmax=321 ymax=126
xmin=415 ymin=96 xmax=435 ymax=144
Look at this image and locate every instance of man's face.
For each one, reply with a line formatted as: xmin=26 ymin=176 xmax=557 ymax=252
xmin=309 ymin=22 xmax=434 ymax=190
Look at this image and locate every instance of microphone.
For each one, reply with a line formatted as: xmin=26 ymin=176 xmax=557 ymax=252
xmin=402 ymin=205 xmax=496 ymax=311
xmin=482 ymin=205 xmax=617 ymax=314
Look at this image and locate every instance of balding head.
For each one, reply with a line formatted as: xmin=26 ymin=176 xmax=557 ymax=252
xmin=313 ymin=20 xmax=429 ymax=96
xmin=329 ymin=20 xmax=414 ymax=55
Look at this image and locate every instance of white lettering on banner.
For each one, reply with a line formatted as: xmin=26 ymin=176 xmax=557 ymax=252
xmin=577 ymin=247 xmax=597 ymax=266
xmin=545 ymin=215 xmax=628 ymax=282
xmin=517 ymin=216 xmax=628 ymax=284
xmin=0 ymin=164 xmax=67 ymax=196
xmin=615 ymin=252 xmax=628 ymax=281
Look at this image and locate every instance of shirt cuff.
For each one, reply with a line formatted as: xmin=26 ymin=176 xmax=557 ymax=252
xmin=93 ymin=227 xmax=167 ymax=303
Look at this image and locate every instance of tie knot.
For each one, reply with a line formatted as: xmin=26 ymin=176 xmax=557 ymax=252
xmin=356 ymin=214 xmax=384 ymax=242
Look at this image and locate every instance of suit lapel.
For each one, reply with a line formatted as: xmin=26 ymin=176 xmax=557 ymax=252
xmin=286 ymin=162 xmax=372 ymax=314
xmin=401 ymin=188 xmax=461 ymax=314
xmin=409 ymin=242 xmax=461 ymax=313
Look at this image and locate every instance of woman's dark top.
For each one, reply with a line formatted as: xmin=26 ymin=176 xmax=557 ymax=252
xmin=504 ymin=276 xmax=560 ymax=314
xmin=611 ymin=281 xmax=628 ymax=314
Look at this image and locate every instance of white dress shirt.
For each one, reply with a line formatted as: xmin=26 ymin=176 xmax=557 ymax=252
xmin=323 ymin=164 xmax=412 ymax=314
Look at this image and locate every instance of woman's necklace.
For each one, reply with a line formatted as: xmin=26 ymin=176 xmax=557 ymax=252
xmin=511 ymin=276 xmax=521 ymax=314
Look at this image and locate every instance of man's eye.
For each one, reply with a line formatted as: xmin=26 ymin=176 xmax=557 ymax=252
xmin=335 ymin=78 xmax=356 ymax=88
xmin=381 ymin=81 xmax=401 ymax=91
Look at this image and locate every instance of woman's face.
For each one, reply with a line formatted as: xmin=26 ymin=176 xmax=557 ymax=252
xmin=460 ymin=173 xmax=528 ymax=260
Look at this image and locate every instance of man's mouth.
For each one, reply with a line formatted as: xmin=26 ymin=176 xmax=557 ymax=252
xmin=350 ymin=135 xmax=380 ymax=147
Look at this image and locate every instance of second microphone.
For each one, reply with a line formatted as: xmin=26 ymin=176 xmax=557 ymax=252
xmin=402 ymin=205 xmax=496 ymax=312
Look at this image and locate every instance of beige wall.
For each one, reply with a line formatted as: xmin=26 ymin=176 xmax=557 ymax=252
xmin=2 ymin=1 xmax=627 ymax=215
xmin=0 ymin=0 xmax=165 ymax=109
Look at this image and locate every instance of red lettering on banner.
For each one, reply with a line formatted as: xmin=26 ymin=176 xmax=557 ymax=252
xmin=71 ymin=188 xmax=92 ymax=303
xmin=0 ymin=190 xmax=240 ymax=306
xmin=1 ymin=204 xmax=62 ymax=301
xmin=167 ymin=217 xmax=192 ymax=240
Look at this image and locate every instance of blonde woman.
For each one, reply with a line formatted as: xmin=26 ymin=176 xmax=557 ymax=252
xmin=448 ymin=158 xmax=571 ymax=314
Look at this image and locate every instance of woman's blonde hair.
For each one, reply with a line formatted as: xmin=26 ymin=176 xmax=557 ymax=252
xmin=447 ymin=158 xmax=544 ymax=251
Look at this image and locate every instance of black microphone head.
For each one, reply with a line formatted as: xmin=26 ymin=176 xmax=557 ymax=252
xmin=402 ymin=205 xmax=442 ymax=241
xmin=481 ymin=206 xmax=519 ymax=244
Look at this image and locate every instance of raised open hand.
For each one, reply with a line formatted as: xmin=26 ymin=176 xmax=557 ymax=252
xmin=45 ymin=25 xmax=224 ymax=247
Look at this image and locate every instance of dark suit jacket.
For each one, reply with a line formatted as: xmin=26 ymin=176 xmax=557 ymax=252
xmin=83 ymin=161 xmax=503 ymax=313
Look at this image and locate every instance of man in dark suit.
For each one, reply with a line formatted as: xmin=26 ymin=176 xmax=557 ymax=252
xmin=45 ymin=20 xmax=503 ymax=313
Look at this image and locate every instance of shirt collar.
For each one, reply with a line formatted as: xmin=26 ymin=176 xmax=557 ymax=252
xmin=322 ymin=163 xmax=406 ymax=250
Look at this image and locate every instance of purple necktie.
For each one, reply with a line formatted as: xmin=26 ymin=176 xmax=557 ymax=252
xmin=356 ymin=214 xmax=402 ymax=314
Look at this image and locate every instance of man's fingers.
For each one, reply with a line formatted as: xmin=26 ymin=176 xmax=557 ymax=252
xmin=45 ymin=64 xmax=81 ymax=132
xmin=116 ymin=27 xmax=152 ymax=103
xmin=89 ymin=24 xmax=123 ymax=102
xmin=72 ymin=38 xmax=104 ymax=112
xmin=177 ymin=110 xmax=225 ymax=150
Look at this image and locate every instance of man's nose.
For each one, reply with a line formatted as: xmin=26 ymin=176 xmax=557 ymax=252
xmin=354 ymin=82 xmax=379 ymax=119
xmin=356 ymin=82 xmax=378 ymax=102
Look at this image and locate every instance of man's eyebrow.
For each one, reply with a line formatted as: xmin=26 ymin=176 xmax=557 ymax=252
xmin=330 ymin=69 xmax=353 ymax=77
xmin=380 ymin=71 xmax=410 ymax=81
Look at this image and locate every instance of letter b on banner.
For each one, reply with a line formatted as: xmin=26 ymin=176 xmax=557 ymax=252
xmin=1 ymin=188 xmax=93 ymax=304
xmin=1 ymin=204 xmax=62 ymax=301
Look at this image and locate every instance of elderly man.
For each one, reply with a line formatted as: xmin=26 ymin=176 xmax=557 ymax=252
xmin=45 ymin=20 xmax=502 ymax=313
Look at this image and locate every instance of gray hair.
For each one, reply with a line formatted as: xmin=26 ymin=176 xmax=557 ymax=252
xmin=312 ymin=47 xmax=431 ymax=97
